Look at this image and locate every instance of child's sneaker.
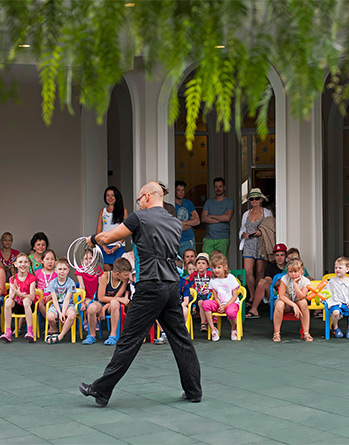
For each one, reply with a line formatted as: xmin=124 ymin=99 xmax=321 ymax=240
xmin=211 ymin=328 xmax=220 ymax=342
xmin=24 ymin=332 xmax=35 ymax=343
xmin=0 ymin=332 xmax=12 ymax=342
xmin=154 ymin=332 xmax=168 ymax=345
xmin=231 ymin=330 xmax=238 ymax=341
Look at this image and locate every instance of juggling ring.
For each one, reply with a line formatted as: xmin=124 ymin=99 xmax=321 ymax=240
xmin=306 ymin=280 xmax=331 ymax=305
xmin=67 ymin=237 xmax=104 ymax=275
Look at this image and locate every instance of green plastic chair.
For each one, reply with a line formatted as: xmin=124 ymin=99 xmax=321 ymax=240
xmin=231 ymin=269 xmax=247 ymax=322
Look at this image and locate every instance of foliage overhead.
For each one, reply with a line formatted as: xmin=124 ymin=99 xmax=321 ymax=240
xmin=0 ymin=0 xmax=349 ymax=149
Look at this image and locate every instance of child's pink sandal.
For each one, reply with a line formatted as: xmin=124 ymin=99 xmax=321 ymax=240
xmin=24 ymin=332 xmax=35 ymax=343
xmin=0 ymin=332 xmax=12 ymax=342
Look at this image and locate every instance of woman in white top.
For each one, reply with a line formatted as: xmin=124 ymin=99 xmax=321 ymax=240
xmin=96 ymin=187 xmax=128 ymax=271
xmin=239 ymin=188 xmax=272 ymax=305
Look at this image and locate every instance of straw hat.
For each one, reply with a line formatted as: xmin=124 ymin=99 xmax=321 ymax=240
xmin=248 ymin=188 xmax=268 ymax=201
xmin=195 ymin=252 xmax=210 ymax=265
xmin=157 ymin=181 xmax=169 ymax=196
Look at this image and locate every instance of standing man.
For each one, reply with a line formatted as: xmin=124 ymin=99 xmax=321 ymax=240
xmin=201 ymin=177 xmax=234 ymax=258
xmin=175 ymin=180 xmax=200 ymax=257
xmin=79 ymin=182 xmax=202 ymax=406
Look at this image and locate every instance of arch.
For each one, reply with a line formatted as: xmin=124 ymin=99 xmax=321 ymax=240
xmin=157 ymin=61 xmax=287 ymax=240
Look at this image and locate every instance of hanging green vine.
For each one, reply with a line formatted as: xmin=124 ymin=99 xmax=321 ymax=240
xmin=0 ymin=0 xmax=348 ymax=148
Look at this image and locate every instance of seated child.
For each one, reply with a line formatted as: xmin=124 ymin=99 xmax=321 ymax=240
xmin=83 ymin=257 xmax=132 ymax=345
xmin=273 ymin=258 xmax=312 ymax=342
xmin=45 ymin=257 xmax=77 ymax=344
xmin=75 ymin=248 xmax=103 ymax=313
xmin=185 ymin=252 xmax=212 ymax=331
xmin=0 ymin=253 xmax=37 ymax=342
xmin=284 ymin=248 xmax=313 ymax=279
xmin=202 ymin=253 xmax=240 ymax=341
xmin=35 ymin=249 xmax=57 ymax=321
xmin=185 ymin=261 xmax=196 ymax=277
xmin=325 ymin=256 xmax=349 ymax=338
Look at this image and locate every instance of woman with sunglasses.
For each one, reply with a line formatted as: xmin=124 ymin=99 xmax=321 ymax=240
xmin=239 ymin=188 xmax=273 ymax=306
xmin=96 ymin=187 xmax=128 ymax=271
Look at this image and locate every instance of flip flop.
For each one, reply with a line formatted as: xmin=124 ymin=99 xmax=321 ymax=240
xmin=245 ymin=311 xmax=260 ymax=319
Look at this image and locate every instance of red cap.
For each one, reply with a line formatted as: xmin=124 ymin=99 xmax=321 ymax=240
xmin=273 ymin=243 xmax=287 ymax=253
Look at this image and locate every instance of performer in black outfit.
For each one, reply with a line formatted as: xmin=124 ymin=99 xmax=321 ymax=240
xmin=79 ymin=182 xmax=202 ymax=406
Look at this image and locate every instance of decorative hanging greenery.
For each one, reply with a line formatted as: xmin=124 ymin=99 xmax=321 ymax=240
xmin=0 ymin=0 xmax=348 ymax=149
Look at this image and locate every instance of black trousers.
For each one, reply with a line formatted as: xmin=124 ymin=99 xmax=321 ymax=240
xmin=92 ymin=280 xmax=202 ymax=400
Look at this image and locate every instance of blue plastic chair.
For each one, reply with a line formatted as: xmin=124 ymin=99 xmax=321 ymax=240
xmin=269 ymin=272 xmax=286 ymax=320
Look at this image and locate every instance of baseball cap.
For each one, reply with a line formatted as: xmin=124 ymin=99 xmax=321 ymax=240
xmin=273 ymin=243 xmax=287 ymax=253
xmin=195 ymin=252 xmax=210 ymax=265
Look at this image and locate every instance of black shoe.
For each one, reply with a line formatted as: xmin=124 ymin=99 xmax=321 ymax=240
xmin=182 ymin=391 xmax=202 ymax=403
xmin=79 ymin=382 xmax=109 ymax=407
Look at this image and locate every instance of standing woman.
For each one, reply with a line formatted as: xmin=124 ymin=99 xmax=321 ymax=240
xmin=97 ymin=186 xmax=128 ymax=271
xmin=239 ymin=188 xmax=273 ymax=305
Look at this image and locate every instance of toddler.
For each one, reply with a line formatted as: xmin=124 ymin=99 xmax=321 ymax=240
xmin=0 ymin=253 xmax=37 ymax=342
xmin=203 ymin=253 xmax=240 ymax=341
xmin=273 ymin=259 xmax=312 ymax=342
xmin=45 ymin=257 xmax=77 ymax=344
xmin=185 ymin=252 xmax=212 ymax=331
xmin=325 ymin=256 xmax=349 ymax=338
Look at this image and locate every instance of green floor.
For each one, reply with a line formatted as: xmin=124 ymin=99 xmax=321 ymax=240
xmin=2 ymin=309 xmax=349 ymax=444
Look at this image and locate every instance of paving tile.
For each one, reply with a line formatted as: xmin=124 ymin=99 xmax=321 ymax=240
xmin=26 ymin=422 xmax=97 ymax=440
xmin=50 ymin=432 xmax=128 ymax=444
xmin=126 ymin=430 xmax=199 ymax=444
xmin=93 ymin=419 xmax=171 ymax=438
xmin=0 ymin=435 xmax=50 ymax=444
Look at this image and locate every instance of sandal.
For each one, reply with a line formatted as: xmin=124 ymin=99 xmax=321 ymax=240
xmin=245 ymin=311 xmax=260 ymax=319
xmin=303 ymin=332 xmax=313 ymax=342
xmin=104 ymin=335 xmax=118 ymax=345
xmin=272 ymin=332 xmax=281 ymax=342
xmin=47 ymin=334 xmax=62 ymax=344
xmin=200 ymin=323 xmax=208 ymax=332
xmin=24 ymin=332 xmax=35 ymax=343
xmin=82 ymin=334 xmax=96 ymax=345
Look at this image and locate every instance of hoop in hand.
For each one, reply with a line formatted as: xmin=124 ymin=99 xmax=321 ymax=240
xmin=67 ymin=237 xmax=104 ymax=275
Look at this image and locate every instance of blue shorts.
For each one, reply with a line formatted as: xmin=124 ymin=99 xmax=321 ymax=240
xmin=329 ymin=304 xmax=349 ymax=317
xmin=102 ymin=245 xmax=125 ymax=265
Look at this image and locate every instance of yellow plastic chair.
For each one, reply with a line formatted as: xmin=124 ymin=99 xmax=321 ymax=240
xmin=322 ymin=273 xmax=349 ymax=281
xmin=45 ymin=288 xmax=86 ymax=343
xmin=307 ymin=280 xmax=327 ymax=322
xmin=156 ymin=288 xmax=197 ymax=340
xmin=207 ymin=286 xmax=247 ymax=341
xmin=3 ymin=288 xmax=43 ymax=341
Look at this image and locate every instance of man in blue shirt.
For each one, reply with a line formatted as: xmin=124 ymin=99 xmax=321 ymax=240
xmin=201 ymin=177 xmax=234 ymax=257
xmin=175 ymin=180 xmax=200 ymax=256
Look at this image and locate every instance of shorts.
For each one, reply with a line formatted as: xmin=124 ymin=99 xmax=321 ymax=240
xmin=13 ymin=301 xmax=35 ymax=314
xmin=203 ymin=238 xmax=230 ymax=258
xmin=196 ymin=293 xmax=210 ymax=302
xmin=242 ymin=237 xmax=265 ymax=260
xmin=329 ymin=304 xmax=349 ymax=318
xmin=47 ymin=302 xmax=75 ymax=317
xmin=102 ymin=245 xmax=126 ymax=265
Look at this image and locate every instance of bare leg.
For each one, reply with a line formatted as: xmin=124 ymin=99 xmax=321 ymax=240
xmin=47 ymin=312 xmax=58 ymax=332
xmin=198 ymin=300 xmax=207 ymax=324
xmin=248 ymin=277 xmax=272 ymax=316
xmin=109 ymin=299 xmax=120 ymax=337
xmin=297 ymin=299 xmax=310 ymax=334
xmin=331 ymin=310 xmax=340 ymax=330
xmin=244 ymin=257 xmax=256 ymax=302
xmin=255 ymin=260 xmax=267 ymax=287
xmin=4 ymin=297 xmax=15 ymax=329
xmin=57 ymin=307 xmax=76 ymax=341
xmin=273 ymin=300 xmax=285 ymax=334
xmin=204 ymin=311 xmax=215 ymax=332
xmin=23 ymin=298 xmax=33 ymax=328
xmin=87 ymin=302 xmax=101 ymax=337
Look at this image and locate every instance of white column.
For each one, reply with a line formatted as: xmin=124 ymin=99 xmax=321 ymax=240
xmin=81 ymin=108 xmax=108 ymax=235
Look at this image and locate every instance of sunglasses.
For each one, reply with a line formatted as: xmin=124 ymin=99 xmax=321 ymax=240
xmin=249 ymin=197 xmax=261 ymax=202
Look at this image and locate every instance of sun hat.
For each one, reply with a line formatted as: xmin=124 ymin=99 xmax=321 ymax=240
xmin=248 ymin=188 xmax=268 ymax=201
xmin=273 ymin=243 xmax=287 ymax=253
xmin=195 ymin=252 xmax=210 ymax=265
xmin=157 ymin=181 xmax=169 ymax=195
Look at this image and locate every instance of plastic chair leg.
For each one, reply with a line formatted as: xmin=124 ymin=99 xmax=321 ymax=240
xmin=150 ymin=325 xmax=155 ymax=343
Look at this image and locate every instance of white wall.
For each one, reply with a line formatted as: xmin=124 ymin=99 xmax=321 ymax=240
xmin=0 ymin=65 xmax=83 ymax=258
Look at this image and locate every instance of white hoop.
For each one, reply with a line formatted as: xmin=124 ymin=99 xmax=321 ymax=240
xmin=67 ymin=237 xmax=104 ymax=274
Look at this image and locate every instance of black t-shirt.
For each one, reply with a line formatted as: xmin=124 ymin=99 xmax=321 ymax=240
xmin=264 ymin=262 xmax=284 ymax=279
xmin=123 ymin=206 xmax=182 ymax=282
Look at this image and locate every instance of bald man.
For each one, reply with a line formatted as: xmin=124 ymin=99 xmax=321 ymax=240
xmin=79 ymin=182 xmax=202 ymax=406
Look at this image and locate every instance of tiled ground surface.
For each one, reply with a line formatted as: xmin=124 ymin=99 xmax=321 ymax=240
xmin=2 ymin=307 xmax=349 ymax=444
